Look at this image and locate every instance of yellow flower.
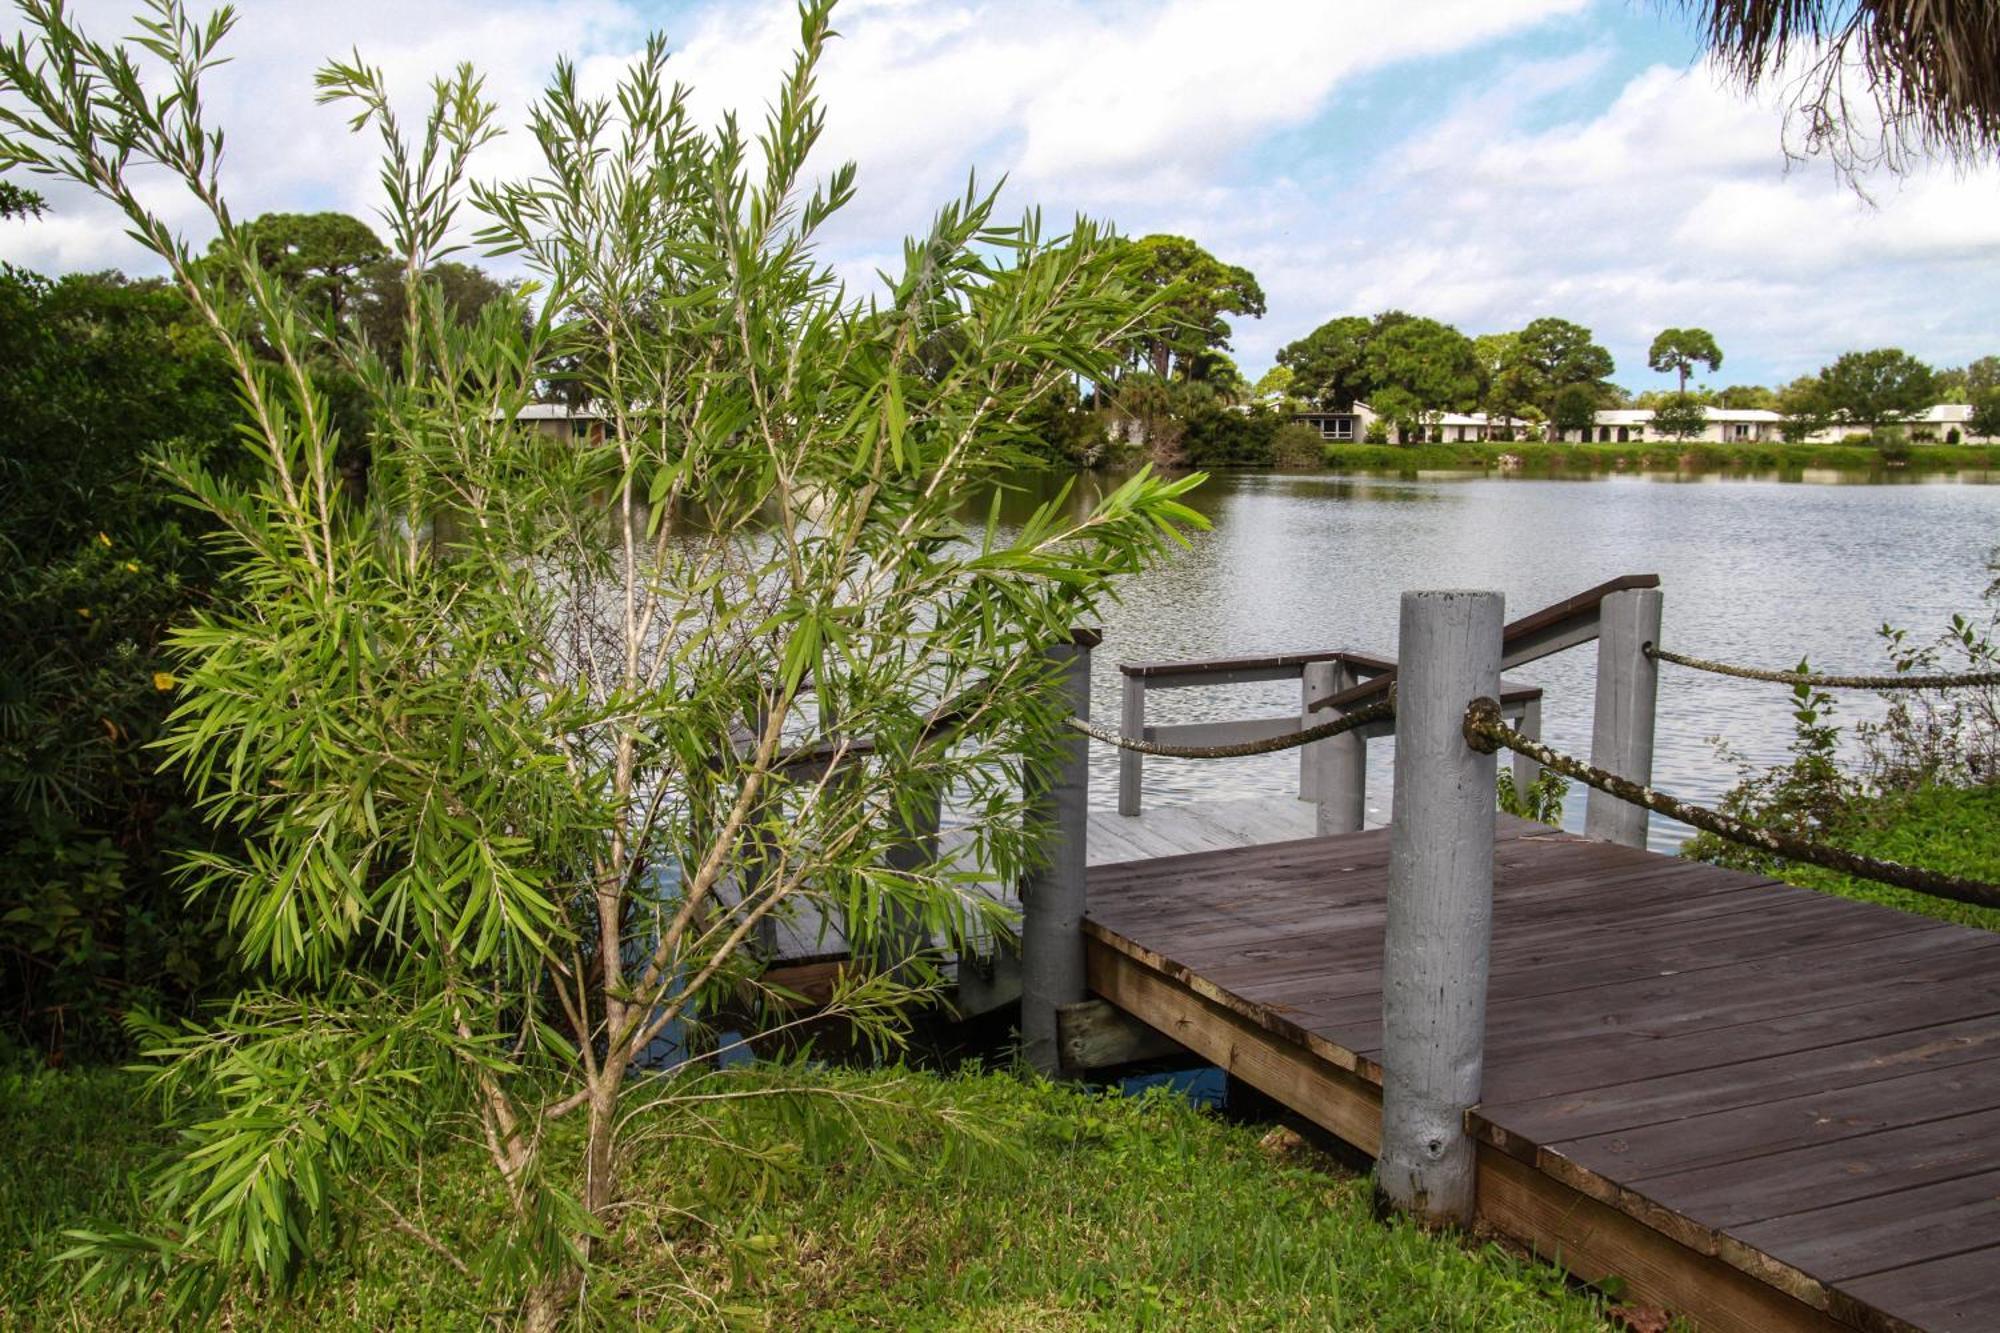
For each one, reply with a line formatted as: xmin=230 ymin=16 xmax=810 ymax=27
xmin=153 ymin=671 xmax=176 ymax=691
xmin=96 ymin=532 xmax=111 ymax=547
xmin=77 ymin=607 xmax=91 ymax=619
xmin=125 ymin=561 xmax=140 ymax=573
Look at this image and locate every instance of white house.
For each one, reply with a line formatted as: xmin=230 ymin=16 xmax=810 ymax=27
xmin=1292 ymin=402 xmax=1380 ymax=442
xmin=1565 ymin=406 xmax=1786 ymax=444
xmin=515 ymin=402 xmax=606 ymax=443
xmin=1292 ymin=401 xmax=1534 ymax=442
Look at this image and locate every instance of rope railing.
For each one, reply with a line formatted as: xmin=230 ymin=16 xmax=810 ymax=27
xmin=1460 ymin=697 xmax=2000 ymax=912
xmin=1066 ymin=695 xmax=1396 ymax=760
xmin=1647 ymin=644 xmax=2000 ymax=691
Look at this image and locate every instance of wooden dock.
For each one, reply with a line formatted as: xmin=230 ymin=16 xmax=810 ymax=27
xmin=1083 ymin=814 xmax=2000 ymax=1333
xmin=753 ymin=575 xmax=1999 ymax=1331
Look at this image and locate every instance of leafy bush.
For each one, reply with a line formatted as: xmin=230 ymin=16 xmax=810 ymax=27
xmin=2 ymin=2 xmax=1201 ymax=1323
xmin=1181 ymin=404 xmax=1278 ymax=467
xmin=1872 ymin=427 xmax=1912 ymax=462
xmin=1270 ymin=420 xmax=1326 ymax=468
xmin=0 ymin=267 xmax=247 ymax=1060
xmin=1859 ymin=574 xmax=2000 ymax=790
xmin=1682 ymin=673 xmax=1858 ymax=876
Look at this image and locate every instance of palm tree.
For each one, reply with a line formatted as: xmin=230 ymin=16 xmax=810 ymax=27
xmin=1670 ymin=1 xmax=2000 ymax=176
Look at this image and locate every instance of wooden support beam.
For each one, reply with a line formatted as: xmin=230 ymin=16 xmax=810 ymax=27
xmin=1084 ymin=935 xmax=1383 ymax=1153
xmin=1055 ymin=997 xmax=1187 ymax=1069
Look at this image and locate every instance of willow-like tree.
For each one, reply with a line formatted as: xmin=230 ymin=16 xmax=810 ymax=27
xmin=0 ymin=1 xmax=1199 ymax=1325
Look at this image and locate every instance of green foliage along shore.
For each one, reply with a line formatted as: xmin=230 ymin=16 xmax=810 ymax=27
xmin=1318 ymin=439 xmax=2000 ymax=473
xmin=0 ymin=1064 xmax=1610 ymax=1331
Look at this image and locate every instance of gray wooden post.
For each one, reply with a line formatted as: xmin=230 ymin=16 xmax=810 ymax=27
xmin=1585 ymin=587 xmax=1663 ymax=848
xmin=1379 ymin=589 xmax=1502 ymax=1226
xmin=1299 ymin=662 xmax=1333 ymax=802
xmin=1307 ymin=660 xmax=1367 ymax=835
xmin=1511 ymin=693 xmax=1544 ymax=807
xmin=1021 ymin=631 xmax=1095 ymax=1077
xmin=1117 ymin=674 xmax=1145 ymax=816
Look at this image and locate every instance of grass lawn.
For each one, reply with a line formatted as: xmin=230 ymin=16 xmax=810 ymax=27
xmin=1319 ymin=440 xmax=2000 ymax=474
xmin=1765 ymin=782 xmax=2000 ymax=933
xmin=1 ymin=1062 xmax=1615 ymax=1330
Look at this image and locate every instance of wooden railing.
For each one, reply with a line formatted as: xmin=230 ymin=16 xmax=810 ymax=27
xmin=1115 ymin=648 xmax=1547 ymax=832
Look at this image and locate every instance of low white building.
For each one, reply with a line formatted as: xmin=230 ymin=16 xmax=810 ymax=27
xmin=1293 ymin=401 xmax=1534 ymax=442
xmin=1563 ymin=406 xmax=1785 ymax=444
xmin=516 ymin=402 xmax=606 ymax=442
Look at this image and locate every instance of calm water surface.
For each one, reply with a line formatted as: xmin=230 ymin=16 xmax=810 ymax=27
xmin=1015 ymin=469 xmax=2000 ymax=850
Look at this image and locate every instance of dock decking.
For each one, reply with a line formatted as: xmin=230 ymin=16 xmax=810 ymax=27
xmin=1084 ymin=813 xmax=2000 ymax=1333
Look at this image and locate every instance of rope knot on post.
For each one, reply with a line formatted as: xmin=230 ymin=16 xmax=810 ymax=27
xmin=1461 ymin=696 xmax=1504 ymax=755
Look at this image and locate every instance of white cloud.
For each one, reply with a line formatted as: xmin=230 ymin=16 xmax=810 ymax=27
xmin=1224 ymin=55 xmax=2000 ymax=382
xmin=7 ymin=0 xmax=1996 ymax=385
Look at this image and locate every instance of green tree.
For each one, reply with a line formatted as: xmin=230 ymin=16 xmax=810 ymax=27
xmin=1962 ymin=355 xmax=2000 ymax=398
xmin=1968 ymin=388 xmax=2000 ymax=440
xmin=1714 ymin=383 xmax=1778 ymax=410
xmin=1365 ymin=315 xmax=1481 ymax=436
xmin=219 ymin=211 xmax=389 ymax=327
xmin=1122 ymin=234 xmax=1265 ymax=380
xmin=1651 ymin=391 xmax=1709 ymax=441
xmin=1276 ymin=314 xmax=1374 ymax=410
xmin=1515 ymin=316 xmax=1615 ymax=412
xmin=1647 ymin=327 xmax=1724 ymax=394
xmin=0 ymin=267 xmax=247 ymax=1057
xmin=1777 ymin=374 xmax=1834 ymax=442
xmin=1249 ymin=363 xmax=1294 ymax=405
xmin=3 ymin=4 xmax=1200 ymax=1324
xmin=1472 ymin=330 xmax=1531 ymax=423
xmin=1816 ymin=347 xmax=1939 ymax=427
xmin=1551 ymin=382 xmax=1602 ymax=439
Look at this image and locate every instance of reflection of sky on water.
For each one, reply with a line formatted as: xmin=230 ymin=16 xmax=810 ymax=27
xmin=992 ymin=469 xmax=2000 ymax=851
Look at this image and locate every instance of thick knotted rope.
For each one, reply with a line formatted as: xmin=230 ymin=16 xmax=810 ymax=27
xmin=1461 ymin=697 xmax=2000 ymax=911
xmin=1647 ymin=645 xmax=2000 ymax=691
xmin=1066 ymin=696 xmax=1395 ymax=760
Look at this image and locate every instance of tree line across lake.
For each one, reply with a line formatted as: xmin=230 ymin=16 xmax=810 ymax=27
xmin=1053 ymin=234 xmax=2000 ymax=466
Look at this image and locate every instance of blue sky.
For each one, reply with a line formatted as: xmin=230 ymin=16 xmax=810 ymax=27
xmin=7 ymin=0 xmax=1999 ymax=391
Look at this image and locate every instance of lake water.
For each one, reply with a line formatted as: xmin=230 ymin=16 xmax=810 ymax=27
xmin=1018 ymin=469 xmax=2000 ymax=850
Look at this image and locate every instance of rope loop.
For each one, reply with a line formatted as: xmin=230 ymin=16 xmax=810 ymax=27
xmin=1647 ymin=644 xmax=2000 ymax=691
xmin=1461 ymin=701 xmax=2000 ymax=912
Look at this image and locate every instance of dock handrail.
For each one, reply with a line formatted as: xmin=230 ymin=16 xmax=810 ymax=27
xmin=1115 ymin=645 xmax=1547 ymax=827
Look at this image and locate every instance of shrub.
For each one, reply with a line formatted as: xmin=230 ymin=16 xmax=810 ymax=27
xmin=0 ymin=268 xmax=248 ymax=1061
xmin=1949 ymin=427 xmax=1964 ymax=444
xmin=1364 ymin=417 xmax=1391 ymax=444
xmin=2 ymin=3 xmax=1202 ymax=1323
xmin=1873 ymin=427 xmax=1912 ymax=463
xmin=1182 ymin=404 xmax=1279 ymax=467
xmin=1270 ymin=421 xmax=1327 ymax=468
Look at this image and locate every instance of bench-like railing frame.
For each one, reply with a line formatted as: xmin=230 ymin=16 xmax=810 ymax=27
xmin=1116 ymin=649 xmax=1547 ymax=832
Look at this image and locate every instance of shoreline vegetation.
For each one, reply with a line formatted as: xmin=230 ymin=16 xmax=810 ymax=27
xmin=2 ymin=1066 xmax=1611 ymax=1331
xmin=1313 ymin=440 xmax=2000 ymax=474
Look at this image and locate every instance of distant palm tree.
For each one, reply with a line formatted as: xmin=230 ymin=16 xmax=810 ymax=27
xmin=1671 ymin=1 xmax=2000 ymax=176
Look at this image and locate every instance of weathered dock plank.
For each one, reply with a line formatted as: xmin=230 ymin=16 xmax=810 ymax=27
xmin=1083 ymin=824 xmax=2000 ymax=1333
